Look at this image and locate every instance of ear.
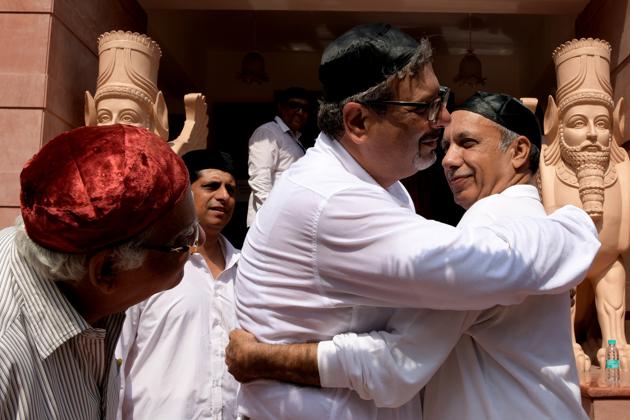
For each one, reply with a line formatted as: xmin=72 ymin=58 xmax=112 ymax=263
xmin=87 ymin=249 xmax=117 ymax=295
xmin=153 ymin=91 xmax=169 ymax=140
xmin=84 ymin=91 xmax=97 ymax=126
xmin=342 ymin=102 xmax=370 ymax=145
xmin=510 ymin=136 xmax=531 ymax=171
xmin=614 ymin=97 xmax=626 ymax=146
xmin=543 ymin=95 xmax=559 ymax=145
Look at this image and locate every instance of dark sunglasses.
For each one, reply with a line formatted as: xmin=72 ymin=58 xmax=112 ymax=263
xmin=362 ymin=86 xmax=450 ymax=124
xmin=285 ymin=101 xmax=309 ymax=112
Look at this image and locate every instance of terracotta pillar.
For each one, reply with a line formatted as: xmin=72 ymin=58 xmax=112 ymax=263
xmin=0 ymin=0 xmax=146 ymax=228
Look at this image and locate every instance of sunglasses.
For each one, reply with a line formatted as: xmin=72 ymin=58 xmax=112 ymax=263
xmin=362 ymin=86 xmax=450 ymax=124
xmin=285 ymin=101 xmax=309 ymax=112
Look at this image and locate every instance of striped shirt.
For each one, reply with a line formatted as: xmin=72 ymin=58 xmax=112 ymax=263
xmin=0 ymin=227 xmax=125 ymax=419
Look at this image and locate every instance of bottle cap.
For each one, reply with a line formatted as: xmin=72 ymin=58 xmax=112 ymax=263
xmin=609 ymin=339 xmax=617 ymax=345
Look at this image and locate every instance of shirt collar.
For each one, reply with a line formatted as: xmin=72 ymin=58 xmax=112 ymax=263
xmin=10 ymin=234 xmax=94 ymax=359
xmin=499 ymin=184 xmax=540 ymax=201
xmin=219 ymin=234 xmax=241 ymax=270
xmin=315 ymin=132 xmax=415 ymax=210
xmin=189 ymin=234 xmax=240 ymax=272
xmin=274 ymin=116 xmax=302 ymax=139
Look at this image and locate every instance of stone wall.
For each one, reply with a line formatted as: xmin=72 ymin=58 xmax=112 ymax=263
xmin=0 ymin=0 xmax=146 ymax=227
xmin=576 ymin=0 xmax=630 ymax=140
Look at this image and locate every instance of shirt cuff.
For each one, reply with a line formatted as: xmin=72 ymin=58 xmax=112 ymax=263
xmin=317 ymin=340 xmax=351 ymax=389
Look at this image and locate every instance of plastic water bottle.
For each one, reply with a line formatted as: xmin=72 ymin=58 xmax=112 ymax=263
xmin=605 ymin=339 xmax=621 ymax=386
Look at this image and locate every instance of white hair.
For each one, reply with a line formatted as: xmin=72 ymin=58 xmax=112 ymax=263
xmin=14 ymin=215 xmax=149 ymax=282
xmin=495 ymin=123 xmax=540 ymax=173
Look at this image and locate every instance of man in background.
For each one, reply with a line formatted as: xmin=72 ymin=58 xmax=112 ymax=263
xmin=247 ymin=86 xmax=310 ymax=226
xmin=117 ymin=150 xmax=241 ymax=419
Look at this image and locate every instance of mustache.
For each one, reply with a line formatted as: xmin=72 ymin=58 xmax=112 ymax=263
xmin=420 ymin=128 xmax=444 ymax=143
xmin=444 ymin=169 xmax=472 ymax=182
xmin=562 ymin=139 xmax=610 ymax=152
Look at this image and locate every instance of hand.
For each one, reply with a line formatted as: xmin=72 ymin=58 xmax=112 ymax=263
xmin=226 ymin=329 xmax=264 ymax=383
xmin=168 ymin=93 xmax=209 ymax=156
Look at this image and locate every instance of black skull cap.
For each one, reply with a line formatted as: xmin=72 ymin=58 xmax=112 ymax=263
xmin=319 ymin=23 xmax=420 ymax=102
xmin=457 ymin=91 xmax=542 ymax=148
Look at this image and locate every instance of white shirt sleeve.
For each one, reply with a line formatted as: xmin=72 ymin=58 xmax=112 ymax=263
xmin=248 ymin=126 xmax=279 ymax=207
xmin=316 ymin=187 xmax=599 ymax=310
xmin=318 ymin=309 xmax=475 ymax=407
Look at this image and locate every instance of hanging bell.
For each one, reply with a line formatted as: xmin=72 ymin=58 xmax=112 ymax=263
xmin=454 ymin=49 xmax=486 ymax=86
xmin=238 ymin=51 xmax=269 ymax=84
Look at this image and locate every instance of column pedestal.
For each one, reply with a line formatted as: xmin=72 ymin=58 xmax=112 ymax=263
xmin=581 ymin=366 xmax=630 ymax=419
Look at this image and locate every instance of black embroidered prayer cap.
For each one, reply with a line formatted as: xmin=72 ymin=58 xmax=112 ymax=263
xmin=319 ymin=23 xmax=420 ymax=102
xmin=457 ymin=92 xmax=542 ymax=148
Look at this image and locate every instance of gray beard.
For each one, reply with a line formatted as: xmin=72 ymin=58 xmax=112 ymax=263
xmin=413 ymin=151 xmax=437 ymax=171
xmin=559 ymin=136 xmax=611 ymax=219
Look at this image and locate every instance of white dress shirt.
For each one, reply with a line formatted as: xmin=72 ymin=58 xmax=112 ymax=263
xmin=235 ymin=132 xmax=599 ymax=419
xmin=117 ymin=235 xmax=240 ymax=420
xmin=247 ymin=116 xmax=305 ymax=226
xmin=318 ymin=185 xmax=588 ymax=420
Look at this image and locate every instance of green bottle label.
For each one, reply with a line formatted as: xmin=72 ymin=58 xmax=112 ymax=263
xmin=606 ymin=360 xmax=620 ymax=369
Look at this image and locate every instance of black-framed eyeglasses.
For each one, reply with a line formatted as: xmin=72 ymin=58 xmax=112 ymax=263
xmin=141 ymin=223 xmax=200 ymax=255
xmin=362 ymin=86 xmax=450 ymax=124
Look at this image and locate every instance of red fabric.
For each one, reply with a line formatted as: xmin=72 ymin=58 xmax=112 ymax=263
xmin=20 ymin=125 xmax=189 ymax=254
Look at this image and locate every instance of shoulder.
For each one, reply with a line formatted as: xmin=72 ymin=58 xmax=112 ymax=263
xmin=286 ymin=154 xmax=391 ymax=202
xmin=0 ymin=226 xmax=16 ymax=242
xmin=492 ymin=185 xmax=544 ymax=218
xmin=249 ymin=121 xmax=282 ymax=142
xmin=459 ymin=185 xmax=544 ymax=228
xmin=0 ymin=227 xmax=16 ymax=262
xmin=0 ymin=312 xmax=36 ymax=391
xmin=0 ymin=236 xmax=20 ymax=341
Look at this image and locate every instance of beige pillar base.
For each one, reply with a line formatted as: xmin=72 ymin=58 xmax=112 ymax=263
xmin=581 ymin=366 xmax=630 ymax=419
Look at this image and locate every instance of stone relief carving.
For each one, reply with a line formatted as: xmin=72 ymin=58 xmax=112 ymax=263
xmin=84 ymin=30 xmax=208 ymax=155
xmin=538 ymin=38 xmax=630 ymax=373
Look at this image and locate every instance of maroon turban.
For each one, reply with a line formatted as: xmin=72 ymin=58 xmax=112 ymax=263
xmin=20 ymin=124 xmax=189 ymax=254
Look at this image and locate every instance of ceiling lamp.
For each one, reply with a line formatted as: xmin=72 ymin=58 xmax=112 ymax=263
xmin=238 ymin=13 xmax=269 ymax=84
xmin=454 ymin=14 xmax=486 ymax=87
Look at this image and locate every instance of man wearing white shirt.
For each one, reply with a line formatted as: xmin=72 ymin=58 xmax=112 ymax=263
xmin=233 ymin=23 xmax=599 ymax=419
xmin=247 ymin=86 xmax=310 ymax=226
xmin=117 ymin=150 xmax=241 ymax=419
xmin=229 ymin=92 xmax=588 ymax=419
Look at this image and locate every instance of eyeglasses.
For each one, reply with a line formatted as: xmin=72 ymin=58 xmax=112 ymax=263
xmin=285 ymin=101 xmax=309 ymax=112
xmin=362 ymin=86 xmax=450 ymax=124
xmin=141 ymin=223 xmax=200 ymax=255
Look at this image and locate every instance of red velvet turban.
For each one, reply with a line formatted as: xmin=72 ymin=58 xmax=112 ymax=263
xmin=20 ymin=125 xmax=189 ymax=254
